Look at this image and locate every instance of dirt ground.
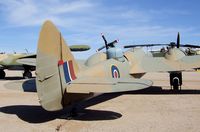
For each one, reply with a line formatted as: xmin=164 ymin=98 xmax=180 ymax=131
xmin=0 ymin=70 xmax=200 ymax=132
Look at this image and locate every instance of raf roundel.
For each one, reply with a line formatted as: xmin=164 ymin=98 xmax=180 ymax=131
xmin=111 ymin=65 xmax=120 ymax=78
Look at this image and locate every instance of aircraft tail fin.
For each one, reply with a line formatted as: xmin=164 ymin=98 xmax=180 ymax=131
xmin=36 ymin=20 xmax=79 ymax=111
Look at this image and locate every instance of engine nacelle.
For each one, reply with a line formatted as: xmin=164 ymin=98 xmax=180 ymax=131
xmin=165 ymin=48 xmax=185 ymax=60
xmin=85 ymin=52 xmax=106 ymax=66
xmin=124 ymin=48 xmax=152 ymax=64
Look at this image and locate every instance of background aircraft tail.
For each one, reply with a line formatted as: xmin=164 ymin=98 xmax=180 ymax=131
xmin=36 ymin=21 xmax=79 ymax=111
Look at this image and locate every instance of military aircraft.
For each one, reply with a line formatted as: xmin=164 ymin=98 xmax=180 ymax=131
xmin=124 ymin=33 xmax=200 ymax=89
xmin=0 ymin=53 xmax=36 ymax=79
xmin=185 ymin=47 xmax=200 ymax=56
xmin=124 ymin=32 xmax=200 ymax=57
xmin=35 ymin=21 xmax=200 ymax=113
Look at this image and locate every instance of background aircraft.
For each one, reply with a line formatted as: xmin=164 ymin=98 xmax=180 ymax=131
xmin=0 ymin=45 xmax=90 ymax=79
xmin=124 ymin=33 xmax=200 ymax=89
xmin=0 ymin=53 xmax=35 ymax=79
xmin=124 ymin=33 xmax=200 ymax=57
xmin=185 ymin=48 xmax=200 ymax=56
xmin=35 ymin=21 xmax=200 ymax=113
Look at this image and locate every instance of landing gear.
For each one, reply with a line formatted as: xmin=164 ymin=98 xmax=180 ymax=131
xmin=170 ymin=72 xmax=182 ymax=91
xmin=23 ymin=70 xmax=32 ymax=79
xmin=23 ymin=65 xmax=33 ymax=79
xmin=0 ymin=70 xmax=5 ymax=79
xmin=69 ymin=107 xmax=78 ymax=117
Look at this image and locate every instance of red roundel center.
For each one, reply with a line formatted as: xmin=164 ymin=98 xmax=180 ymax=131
xmin=113 ymin=69 xmax=119 ymax=78
xmin=111 ymin=65 xmax=120 ymax=78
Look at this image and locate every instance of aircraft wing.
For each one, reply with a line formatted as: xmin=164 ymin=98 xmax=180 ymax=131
xmin=67 ymin=78 xmax=153 ymax=93
xmin=130 ymin=55 xmax=200 ymax=74
xmin=15 ymin=54 xmax=36 ymax=66
xmin=19 ymin=54 xmax=36 ymax=59
xmin=17 ymin=58 xmax=36 ymax=66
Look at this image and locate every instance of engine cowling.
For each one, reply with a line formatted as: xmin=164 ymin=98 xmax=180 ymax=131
xmin=85 ymin=52 xmax=106 ymax=66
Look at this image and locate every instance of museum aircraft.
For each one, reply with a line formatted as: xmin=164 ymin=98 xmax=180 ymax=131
xmin=35 ymin=21 xmax=200 ymax=113
xmin=0 ymin=53 xmax=36 ymax=79
xmin=124 ymin=33 xmax=200 ymax=89
xmin=124 ymin=32 xmax=200 ymax=57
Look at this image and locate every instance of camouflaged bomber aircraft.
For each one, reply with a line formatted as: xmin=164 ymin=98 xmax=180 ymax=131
xmin=35 ymin=21 xmax=200 ymax=112
xmin=124 ymin=32 xmax=200 ymax=89
xmin=124 ymin=32 xmax=200 ymax=57
xmin=0 ymin=53 xmax=36 ymax=79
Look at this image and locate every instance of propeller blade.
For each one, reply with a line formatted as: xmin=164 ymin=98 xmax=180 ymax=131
xmin=101 ymin=33 xmax=108 ymax=50
xmin=177 ymin=32 xmax=180 ymax=48
xmin=97 ymin=45 xmax=106 ymax=52
xmin=108 ymin=40 xmax=118 ymax=47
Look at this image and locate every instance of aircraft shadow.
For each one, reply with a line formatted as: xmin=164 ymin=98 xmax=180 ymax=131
xmin=0 ymin=105 xmax=122 ymax=123
xmin=22 ymin=79 xmax=36 ymax=92
xmin=3 ymin=76 xmax=24 ymax=80
xmin=1 ymin=76 xmax=35 ymax=81
xmin=78 ymin=86 xmax=200 ymax=109
xmin=3 ymin=79 xmax=36 ymax=92
xmin=126 ymin=86 xmax=200 ymax=95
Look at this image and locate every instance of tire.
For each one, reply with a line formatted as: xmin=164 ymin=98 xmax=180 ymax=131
xmin=23 ymin=71 xmax=32 ymax=79
xmin=0 ymin=70 xmax=5 ymax=79
xmin=173 ymin=78 xmax=179 ymax=91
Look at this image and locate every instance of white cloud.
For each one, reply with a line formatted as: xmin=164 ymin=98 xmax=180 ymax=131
xmin=0 ymin=0 xmax=153 ymax=27
xmin=0 ymin=0 xmax=94 ymax=27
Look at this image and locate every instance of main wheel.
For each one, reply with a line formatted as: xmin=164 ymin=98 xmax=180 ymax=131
xmin=23 ymin=71 xmax=32 ymax=79
xmin=172 ymin=78 xmax=179 ymax=91
xmin=170 ymin=72 xmax=182 ymax=91
xmin=0 ymin=70 xmax=5 ymax=79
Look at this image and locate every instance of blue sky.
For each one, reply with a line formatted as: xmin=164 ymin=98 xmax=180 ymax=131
xmin=0 ymin=0 xmax=200 ymax=58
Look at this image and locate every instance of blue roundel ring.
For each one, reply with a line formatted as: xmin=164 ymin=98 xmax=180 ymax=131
xmin=111 ymin=65 xmax=120 ymax=78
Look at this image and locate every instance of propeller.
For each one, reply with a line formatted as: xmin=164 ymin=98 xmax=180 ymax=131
xmin=97 ymin=33 xmax=119 ymax=52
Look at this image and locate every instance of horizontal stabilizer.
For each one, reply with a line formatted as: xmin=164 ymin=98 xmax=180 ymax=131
xmin=66 ymin=78 xmax=153 ymax=93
